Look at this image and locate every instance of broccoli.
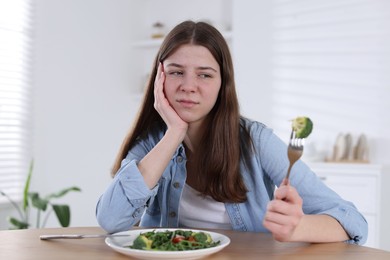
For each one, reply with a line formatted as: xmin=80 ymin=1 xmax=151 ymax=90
xmin=291 ymin=116 xmax=313 ymax=138
xmin=193 ymin=232 xmax=207 ymax=243
xmin=193 ymin=232 xmax=212 ymax=243
xmin=131 ymin=235 xmax=153 ymax=250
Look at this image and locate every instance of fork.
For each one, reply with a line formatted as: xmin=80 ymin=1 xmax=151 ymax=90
xmin=284 ymin=130 xmax=305 ymax=184
xmin=39 ymin=233 xmax=130 ymax=240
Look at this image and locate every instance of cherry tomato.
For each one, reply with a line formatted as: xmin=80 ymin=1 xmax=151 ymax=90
xmin=172 ymin=235 xmax=185 ymax=244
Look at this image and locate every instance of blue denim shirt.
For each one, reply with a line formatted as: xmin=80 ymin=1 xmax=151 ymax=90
xmin=96 ymin=118 xmax=367 ymax=245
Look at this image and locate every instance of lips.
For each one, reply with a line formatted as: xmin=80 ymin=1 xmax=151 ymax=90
xmin=177 ymin=98 xmax=199 ymax=108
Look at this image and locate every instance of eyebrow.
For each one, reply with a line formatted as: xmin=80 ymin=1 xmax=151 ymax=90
xmin=165 ymin=63 xmax=218 ymax=72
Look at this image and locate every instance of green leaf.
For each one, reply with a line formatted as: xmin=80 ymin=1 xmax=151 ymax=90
xmin=23 ymin=160 xmax=34 ymax=211
xmin=8 ymin=217 xmax=29 ymax=229
xmin=0 ymin=190 xmax=25 ymax=220
xmin=45 ymin=186 xmax=81 ymax=200
xmin=52 ymin=204 xmax=70 ymax=227
xmin=29 ymin=192 xmax=49 ymax=211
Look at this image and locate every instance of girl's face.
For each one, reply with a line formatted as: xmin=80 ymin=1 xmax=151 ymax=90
xmin=163 ymin=44 xmax=221 ymax=126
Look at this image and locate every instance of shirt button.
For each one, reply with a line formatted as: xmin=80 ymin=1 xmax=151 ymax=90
xmin=177 ymin=156 xmax=183 ymax=163
xmin=169 ymin=211 xmax=176 ymax=218
xmin=173 ymin=182 xmax=180 ymax=188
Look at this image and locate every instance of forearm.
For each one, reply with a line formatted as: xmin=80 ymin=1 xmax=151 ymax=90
xmin=96 ymin=160 xmax=154 ymax=233
xmin=138 ymin=128 xmax=185 ymax=189
xmin=291 ymin=214 xmax=350 ymax=243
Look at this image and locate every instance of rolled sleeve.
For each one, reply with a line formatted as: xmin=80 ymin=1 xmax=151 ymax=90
xmin=118 ymin=159 xmax=158 ymax=207
xmin=294 ymin=162 xmax=368 ymax=245
xmin=322 ymin=206 xmax=368 ymax=245
xmin=96 ymin=159 xmax=158 ymax=233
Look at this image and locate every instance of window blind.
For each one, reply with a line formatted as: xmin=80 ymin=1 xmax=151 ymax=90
xmin=271 ymin=0 xmax=390 ymax=147
xmin=0 ymin=0 xmax=33 ymax=204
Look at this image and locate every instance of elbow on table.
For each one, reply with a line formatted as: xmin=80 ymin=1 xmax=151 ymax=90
xmin=95 ymin=203 xmax=128 ymax=234
xmin=345 ymin=213 xmax=369 ymax=246
xmin=95 ymin=210 xmax=113 ymax=233
xmin=96 ymin=211 xmax=130 ymax=234
xmin=353 ymin=221 xmax=368 ymax=246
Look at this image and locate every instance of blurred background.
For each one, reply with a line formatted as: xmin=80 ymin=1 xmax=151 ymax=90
xmin=0 ymin=0 xmax=389 ymax=251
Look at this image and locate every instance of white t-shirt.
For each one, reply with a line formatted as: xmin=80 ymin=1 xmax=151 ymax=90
xmin=178 ymin=184 xmax=232 ymax=230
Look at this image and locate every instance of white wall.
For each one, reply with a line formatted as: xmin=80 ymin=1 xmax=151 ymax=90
xmin=30 ymin=0 xmax=140 ymax=228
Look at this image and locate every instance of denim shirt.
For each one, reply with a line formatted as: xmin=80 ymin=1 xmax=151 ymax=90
xmin=96 ymin=118 xmax=367 ymax=245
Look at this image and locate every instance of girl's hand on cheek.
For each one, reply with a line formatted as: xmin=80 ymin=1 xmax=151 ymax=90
xmin=263 ymin=184 xmax=304 ymax=242
xmin=154 ymin=62 xmax=188 ymax=136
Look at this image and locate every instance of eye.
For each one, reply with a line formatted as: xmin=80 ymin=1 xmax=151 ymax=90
xmin=168 ymin=71 xmax=183 ymax=76
xmin=199 ymin=73 xmax=212 ymax=79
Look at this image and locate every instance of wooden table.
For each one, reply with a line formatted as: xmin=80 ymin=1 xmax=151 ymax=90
xmin=0 ymin=226 xmax=389 ymax=259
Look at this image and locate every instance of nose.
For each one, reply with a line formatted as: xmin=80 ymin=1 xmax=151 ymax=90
xmin=179 ymin=74 xmax=197 ymax=93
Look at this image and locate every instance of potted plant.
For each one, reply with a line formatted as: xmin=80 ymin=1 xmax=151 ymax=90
xmin=0 ymin=160 xmax=81 ymax=229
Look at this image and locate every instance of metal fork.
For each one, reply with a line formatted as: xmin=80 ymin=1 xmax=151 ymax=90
xmin=39 ymin=233 xmax=130 ymax=240
xmin=284 ymin=130 xmax=305 ymax=183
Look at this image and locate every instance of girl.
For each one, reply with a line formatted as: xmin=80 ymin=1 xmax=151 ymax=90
xmin=96 ymin=20 xmax=367 ymax=244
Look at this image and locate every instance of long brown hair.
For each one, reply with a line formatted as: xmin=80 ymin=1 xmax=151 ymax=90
xmin=112 ymin=21 xmax=252 ymax=203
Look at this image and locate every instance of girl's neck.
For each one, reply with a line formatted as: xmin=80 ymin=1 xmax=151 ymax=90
xmin=184 ymin=120 xmax=205 ymax=152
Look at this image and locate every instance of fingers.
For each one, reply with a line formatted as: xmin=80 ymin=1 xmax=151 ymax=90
xmin=274 ymin=185 xmax=288 ymax=200
xmin=263 ymin=216 xmax=294 ymax=242
xmin=263 ymin=199 xmax=303 ymax=242
xmin=271 ymin=185 xmax=303 ymax=220
xmin=281 ymin=178 xmax=289 ymax=186
xmin=266 ymin=197 xmax=302 ymax=218
xmin=156 ymin=61 xmax=164 ymax=79
xmin=274 ymin=184 xmax=302 ymax=206
xmin=263 ymin=203 xmax=295 ymax=242
xmin=154 ymin=62 xmax=167 ymax=111
xmin=154 ymin=62 xmax=165 ymax=96
xmin=263 ymin=184 xmax=304 ymax=242
xmin=265 ymin=201 xmax=293 ymax=225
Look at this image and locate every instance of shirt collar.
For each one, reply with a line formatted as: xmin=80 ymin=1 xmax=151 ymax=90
xmin=172 ymin=143 xmax=187 ymax=160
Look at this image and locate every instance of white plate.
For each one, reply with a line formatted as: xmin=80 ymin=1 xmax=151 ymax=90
xmin=105 ymin=228 xmax=230 ymax=260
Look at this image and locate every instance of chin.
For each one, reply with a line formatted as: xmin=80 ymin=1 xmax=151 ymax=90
xmin=177 ymin=114 xmax=202 ymax=124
